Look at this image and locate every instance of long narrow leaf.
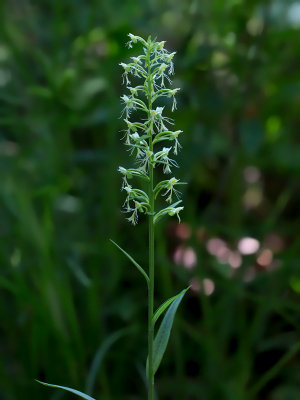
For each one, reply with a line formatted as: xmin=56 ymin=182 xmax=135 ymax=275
xmin=110 ymin=239 xmax=149 ymax=284
xmin=151 ymin=288 xmax=188 ymax=375
xmin=36 ymin=380 xmax=96 ymax=400
xmin=152 ymin=287 xmax=190 ymax=325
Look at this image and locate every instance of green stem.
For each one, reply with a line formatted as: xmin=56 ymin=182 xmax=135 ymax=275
xmin=147 ymin=43 xmax=155 ymax=400
xmin=148 ymin=169 xmax=154 ymax=400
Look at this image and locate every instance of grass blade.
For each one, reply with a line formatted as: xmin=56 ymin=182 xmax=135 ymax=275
xmin=248 ymin=341 xmax=300 ymax=396
xmin=36 ymin=380 xmax=96 ymax=400
xmin=110 ymin=239 xmax=149 ymax=284
xmin=85 ymin=329 xmax=127 ymax=395
xmin=152 ymin=287 xmax=190 ymax=326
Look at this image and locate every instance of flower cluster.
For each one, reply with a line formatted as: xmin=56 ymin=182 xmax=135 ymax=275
xmin=119 ymin=34 xmax=185 ymax=225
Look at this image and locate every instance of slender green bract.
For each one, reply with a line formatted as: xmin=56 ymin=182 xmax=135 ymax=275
xmin=118 ymin=34 xmax=186 ymax=400
xmin=110 ymin=239 xmax=149 ymax=284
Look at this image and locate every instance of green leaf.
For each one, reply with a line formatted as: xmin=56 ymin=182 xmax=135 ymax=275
xmin=147 ymin=287 xmax=188 ymax=376
xmin=36 ymin=380 xmax=96 ymax=400
xmin=110 ymin=239 xmax=149 ymax=284
xmin=153 ymin=287 xmax=190 ymax=325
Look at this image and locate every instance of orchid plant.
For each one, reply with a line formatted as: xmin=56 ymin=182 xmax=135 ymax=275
xmin=38 ymin=33 xmax=188 ymax=400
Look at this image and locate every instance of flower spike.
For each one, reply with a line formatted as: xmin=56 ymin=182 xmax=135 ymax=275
xmin=119 ymin=34 xmax=185 ymax=225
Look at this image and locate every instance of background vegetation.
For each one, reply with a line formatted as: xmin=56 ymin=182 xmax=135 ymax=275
xmin=0 ymin=1 xmax=299 ymax=399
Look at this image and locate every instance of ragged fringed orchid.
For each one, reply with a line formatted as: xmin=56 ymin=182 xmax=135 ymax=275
xmin=37 ymin=33 xmax=188 ymax=400
xmin=117 ymin=34 xmax=188 ymax=400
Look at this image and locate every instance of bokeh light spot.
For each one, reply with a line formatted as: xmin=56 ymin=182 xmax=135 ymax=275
xmin=257 ymin=249 xmax=273 ymax=267
xmin=243 ymin=166 xmax=261 ymax=183
xmin=238 ymin=237 xmax=260 ymax=255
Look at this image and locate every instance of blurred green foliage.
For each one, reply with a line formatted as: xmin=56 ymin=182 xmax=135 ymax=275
xmin=0 ymin=1 xmax=299 ymax=399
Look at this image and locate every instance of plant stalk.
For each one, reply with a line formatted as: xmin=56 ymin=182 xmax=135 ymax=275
xmin=148 ymin=169 xmax=154 ymax=400
xmin=147 ymin=42 xmax=155 ymax=400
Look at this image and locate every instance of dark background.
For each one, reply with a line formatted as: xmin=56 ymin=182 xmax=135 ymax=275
xmin=0 ymin=1 xmax=299 ymax=399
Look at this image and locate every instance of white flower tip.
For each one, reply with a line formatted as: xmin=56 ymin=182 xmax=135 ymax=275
xmin=169 ymin=177 xmax=178 ymax=185
xmin=118 ymin=166 xmax=126 ymax=174
xmin=128 ymin=33 xmax=137 ymax=41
